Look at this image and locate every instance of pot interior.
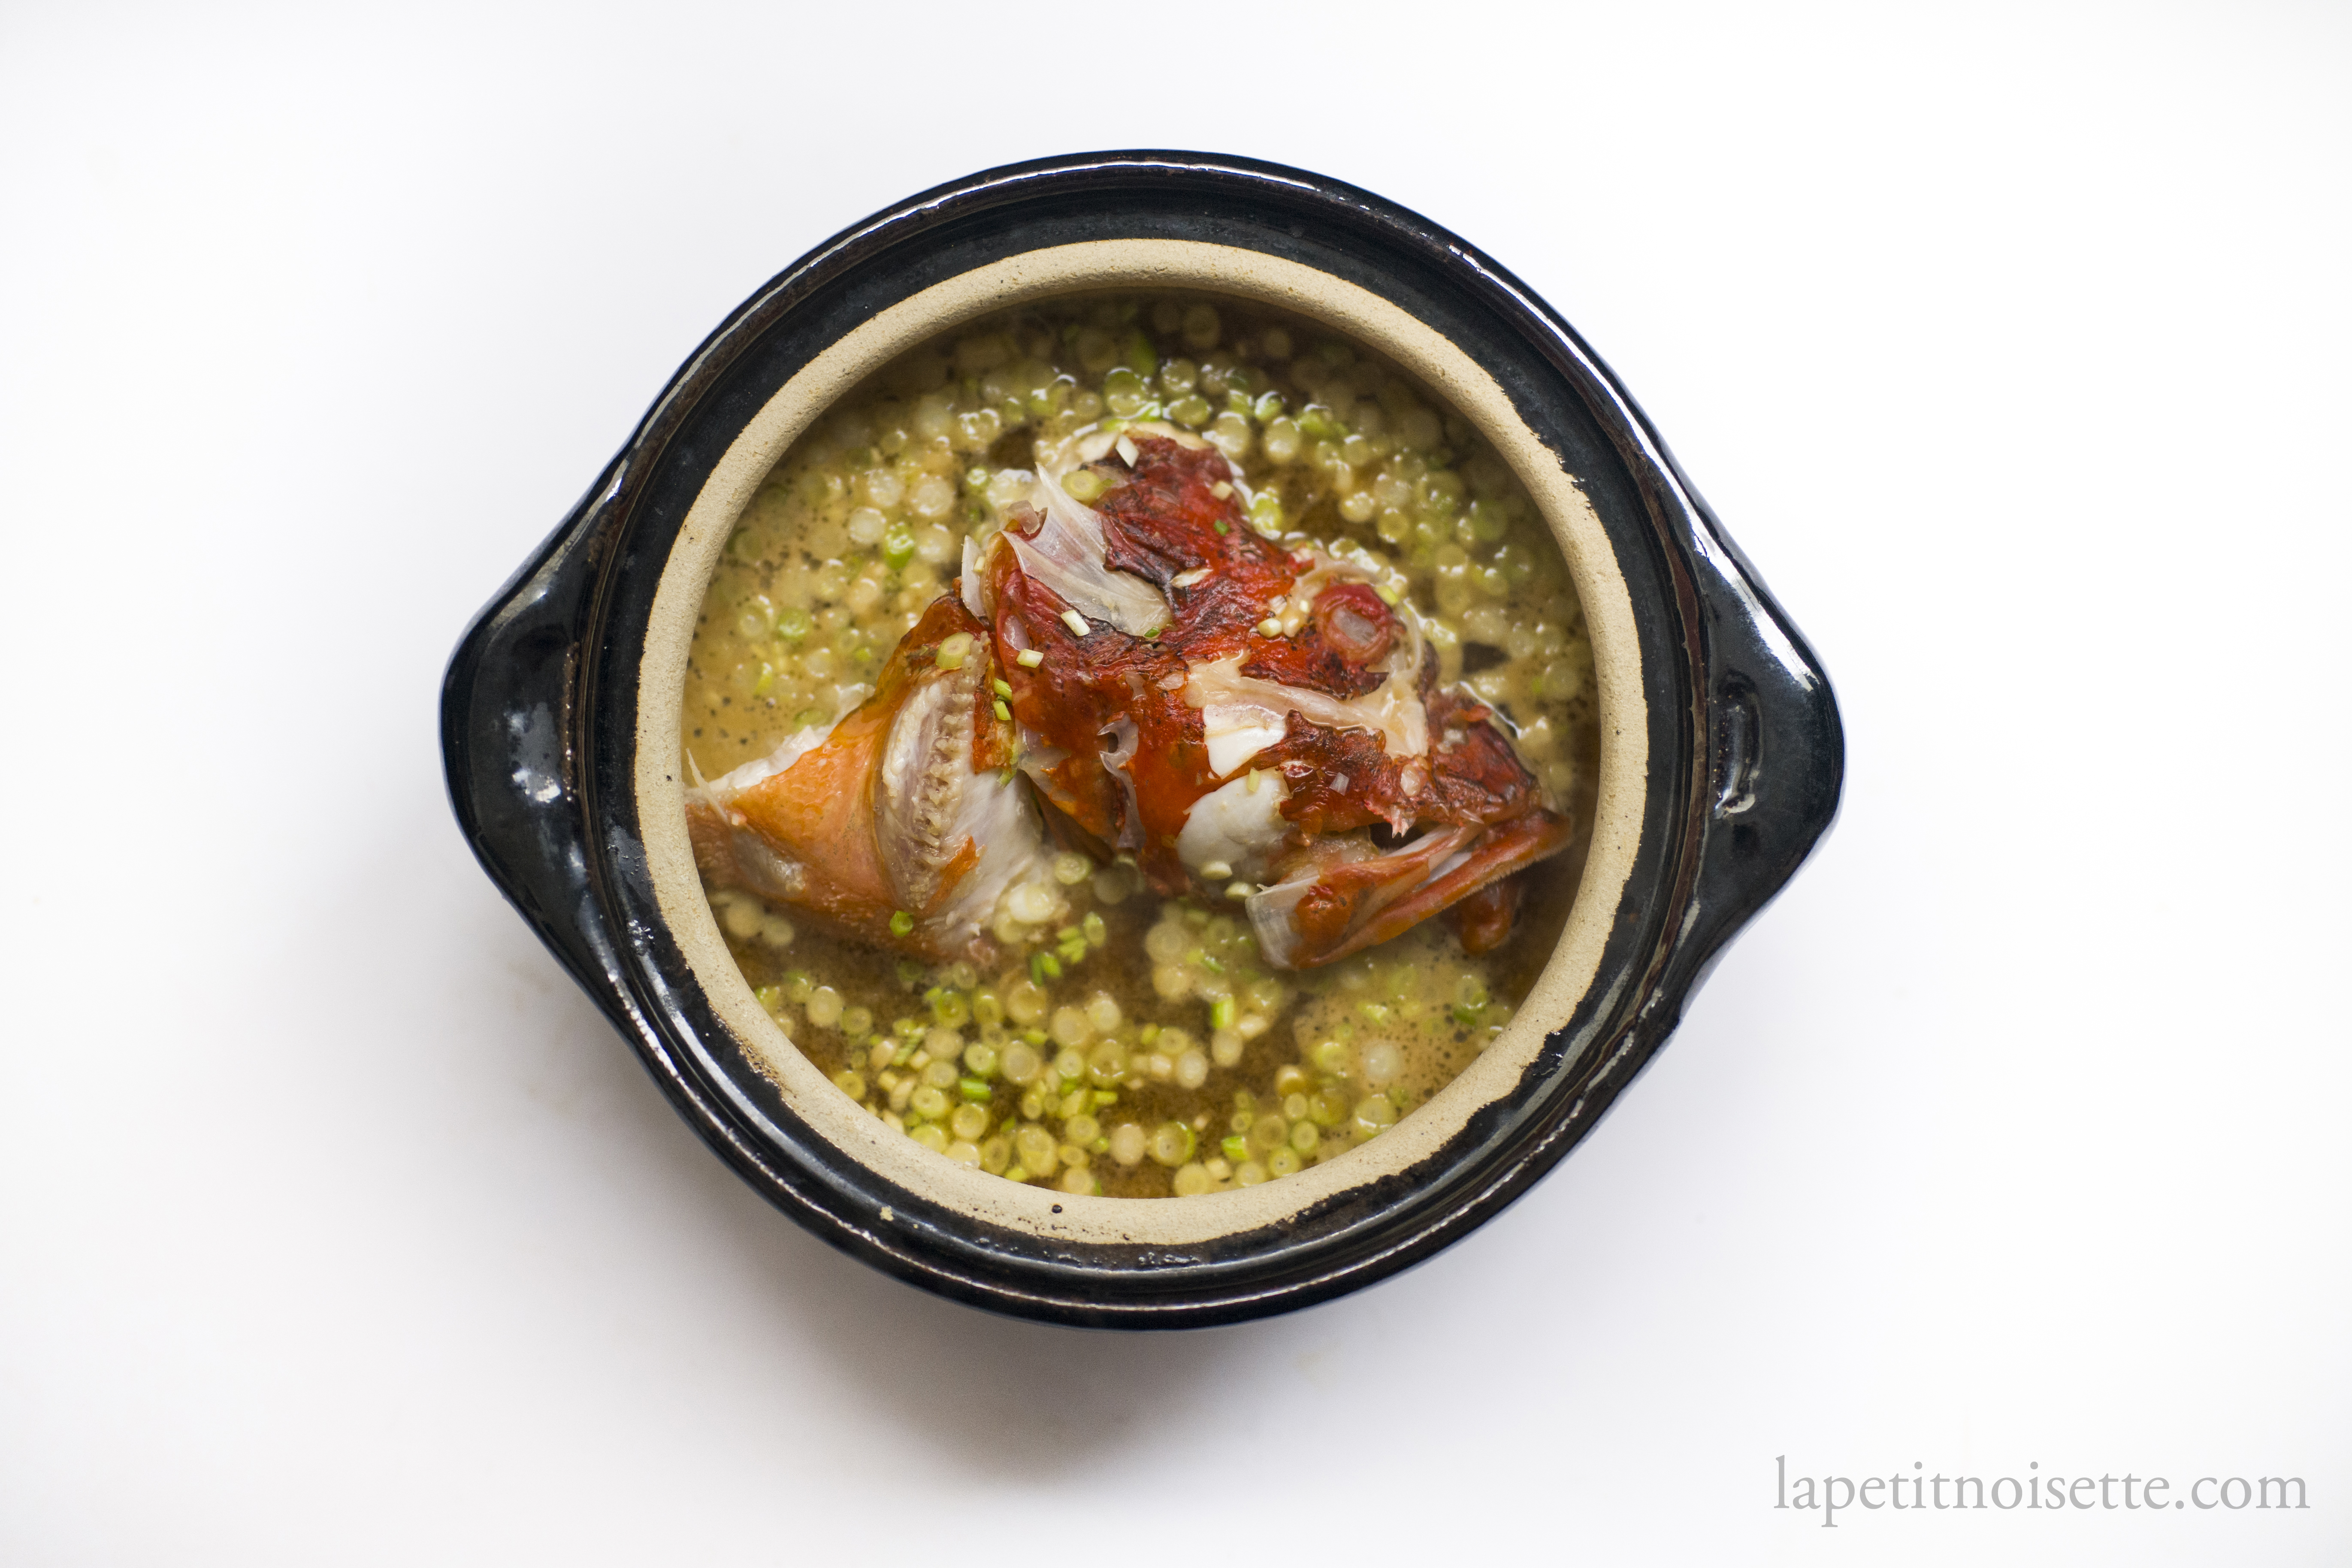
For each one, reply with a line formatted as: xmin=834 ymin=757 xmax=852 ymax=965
xmin=631 ymin=238 xmax=1650 ymax=1247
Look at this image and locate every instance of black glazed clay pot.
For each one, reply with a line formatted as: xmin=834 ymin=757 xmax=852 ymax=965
xmin=440 ymin=151 xmax=1841 ymax=1327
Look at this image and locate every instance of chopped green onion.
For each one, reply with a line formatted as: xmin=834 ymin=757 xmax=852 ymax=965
xmin=1060 ymin=609 xmax=1091 ymax=637
xmin=1209 ymin=997 xmax=1236 ymax=1030
xmin=1081 ymin=912 xmax=1107 ymax=947
xmin=889 ymin=910 xmax=914 ymax=937
xmin=958 ymin=1077 xmax=992 ymax=1101
xmin=1016 ymin=648 xmax=1045 ymax=669
xmin=992 ymin=678 xmax=1013 ymax=698
xmin=933 ymin=632 xmax=973 ymax=670
xmin=993 ymin=699 xmax=1011 ymax=722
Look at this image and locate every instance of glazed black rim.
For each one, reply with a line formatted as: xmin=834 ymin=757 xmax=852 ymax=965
xmin=443 ymin=151 xmax=1842 ymax=1327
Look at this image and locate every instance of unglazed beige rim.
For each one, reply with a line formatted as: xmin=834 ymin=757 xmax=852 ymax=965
xmin=633 ymin=239 xmax=1649 ymax=1248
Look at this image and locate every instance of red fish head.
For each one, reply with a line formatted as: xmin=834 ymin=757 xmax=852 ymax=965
xmin=965 ymin=426 xmax=1575 ymax=968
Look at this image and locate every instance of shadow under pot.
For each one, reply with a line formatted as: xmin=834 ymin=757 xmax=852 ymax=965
xmin=441 ymin=151 xmax=1843 ymax=1328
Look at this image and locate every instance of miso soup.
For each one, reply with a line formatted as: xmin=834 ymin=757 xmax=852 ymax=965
xmin=683 ymin=293 xmax=1597 ymax=1197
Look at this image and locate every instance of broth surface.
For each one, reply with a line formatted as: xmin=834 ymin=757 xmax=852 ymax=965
xmin=685 ymin=293 xmax=1598 ymax=1197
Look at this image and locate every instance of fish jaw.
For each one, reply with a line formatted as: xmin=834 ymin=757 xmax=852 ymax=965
xmin=685 ymin=596 xmax=1046 ymax=964
xmin=1247 ymin=809 xmax=1575 ymax=970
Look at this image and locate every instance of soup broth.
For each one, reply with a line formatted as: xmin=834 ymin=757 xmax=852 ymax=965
xmin=684 ymin=293 xmax=1598 ymax=1197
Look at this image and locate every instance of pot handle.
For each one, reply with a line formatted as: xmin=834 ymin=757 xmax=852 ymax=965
xmin=438 ymin=461 xmax=626 ymax=993
xmin=1667 ymin=514 xmax=1846 ymax=997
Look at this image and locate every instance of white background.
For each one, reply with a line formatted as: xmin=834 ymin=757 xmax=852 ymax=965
xmin=3 ymin=2 xmax=2345 ymax=1562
